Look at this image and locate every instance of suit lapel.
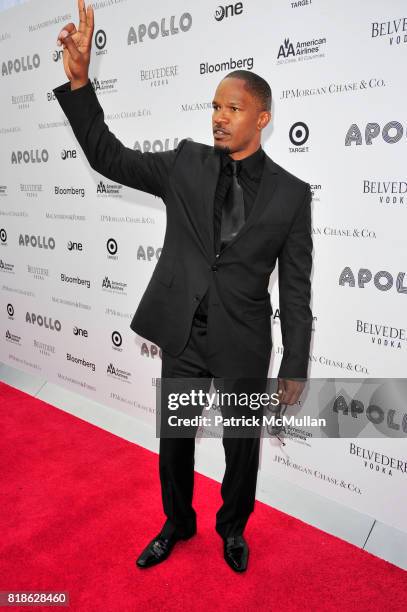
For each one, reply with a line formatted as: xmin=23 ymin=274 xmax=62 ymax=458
xmin=201 ymin=147 xmax=221 ymax=258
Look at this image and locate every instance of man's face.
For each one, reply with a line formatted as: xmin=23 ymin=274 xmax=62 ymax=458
xmin=212 ymin=77 xmax=270 ymax=156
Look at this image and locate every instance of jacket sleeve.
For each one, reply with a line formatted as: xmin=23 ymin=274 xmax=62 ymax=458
xmin=53 ymin=80 xmax=186 ymax=199
xmin=277 ymin=183 xmax=313 ymax=380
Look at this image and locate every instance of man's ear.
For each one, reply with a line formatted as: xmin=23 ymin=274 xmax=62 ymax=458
xmin=257 ymin=111 xmax=271 ymax=131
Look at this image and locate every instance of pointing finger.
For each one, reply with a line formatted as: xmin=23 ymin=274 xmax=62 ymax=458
xmin=85 ymin=4 xmax=94 ymax=43
xmin=78 ymin=0 xmax=87 ymax=33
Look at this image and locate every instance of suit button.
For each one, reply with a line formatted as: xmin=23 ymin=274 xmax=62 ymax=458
xmin=194 ymin=295 xmax=200 ymax=301
xmin=215 ymin=253 xmax=220 ymax=258
xmin=211 ymin=264 xmax=218 ymax=271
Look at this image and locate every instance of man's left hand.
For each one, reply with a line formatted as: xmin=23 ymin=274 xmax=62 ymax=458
xmin=277 ymin=378 xmax=305 ymax=406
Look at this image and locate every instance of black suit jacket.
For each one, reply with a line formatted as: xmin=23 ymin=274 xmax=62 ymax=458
xmin=54 ymin=80 xmax=313 ymax=379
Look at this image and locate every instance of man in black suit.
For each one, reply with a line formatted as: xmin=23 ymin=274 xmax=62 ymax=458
xmin=56 ymin=0 xmax=313 ymax=573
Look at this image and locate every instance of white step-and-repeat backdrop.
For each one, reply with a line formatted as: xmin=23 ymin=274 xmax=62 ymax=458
xmin=1 ymin=0 xmax=406 ymax=532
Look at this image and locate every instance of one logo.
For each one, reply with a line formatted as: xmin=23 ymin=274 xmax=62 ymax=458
xmin=214 ymin=3 xmax=243 ymax=21
xmin=289 ymin=121 xmax=309 ymax=146
xmin=67 ymin=241 xmax=83 ymax=251
xmin=0 ymin=228 xmax=7 ymax=243
xmin=214 ymin=6 xmax=225 ymax=21
xmin=7 ymin=303 xmax=14 ymax=317
xmin=61 ymin=149 xmax=77 ymax=160
xmin=52 ymin=49 xmax=63 ymax=62
xmin=73 ymin=326 xmax=88 ymax=337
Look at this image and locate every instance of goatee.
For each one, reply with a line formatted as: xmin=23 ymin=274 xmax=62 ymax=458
xmin=214 ymin=143 xmax=231 ymax=156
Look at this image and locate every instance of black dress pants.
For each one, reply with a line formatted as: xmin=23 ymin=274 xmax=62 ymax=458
xmin=158 ymin=313 xmax=264 ymax=540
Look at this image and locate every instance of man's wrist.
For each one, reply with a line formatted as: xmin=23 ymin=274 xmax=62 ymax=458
xmin=70 ymin=78 xmax=89 ymax=91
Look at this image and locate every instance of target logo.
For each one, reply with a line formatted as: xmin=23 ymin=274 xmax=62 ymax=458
xmin=214 ymin=2 xmax=243 ymax=21
xmin=95 ymin=29 xmax=107 ymax=51
xmin=112 ymin=330 xmax=123 ymax=350
xmin=0 ymin=228 xmax=7 ymax=244
xmin=106 ymin=238 xmax=118 ymax=256
xmin=289 ymin=122 xmax=309 ymax=146
xmin=7 ymin=303 xmax=14 ymax=318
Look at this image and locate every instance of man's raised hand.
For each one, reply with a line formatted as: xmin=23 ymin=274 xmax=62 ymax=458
xmin=56 ymin=0 xmax=94 ymax=89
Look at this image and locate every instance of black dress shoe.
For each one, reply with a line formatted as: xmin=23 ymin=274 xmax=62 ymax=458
xmin=223 ymin=535 xmax=249 ymax=572
xmin=136 ymin=530 xmax=195 ymax=569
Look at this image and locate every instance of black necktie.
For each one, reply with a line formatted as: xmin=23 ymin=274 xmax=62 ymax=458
xmin=220 ymin=159 xmax=245 ymax=251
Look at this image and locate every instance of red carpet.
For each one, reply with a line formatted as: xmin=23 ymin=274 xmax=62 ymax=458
xmin=1 ymin=380 xmax=406 ymax=611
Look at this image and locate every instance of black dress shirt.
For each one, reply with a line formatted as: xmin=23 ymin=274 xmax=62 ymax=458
xmin=195 ymin=145 xmax=266 ymax=320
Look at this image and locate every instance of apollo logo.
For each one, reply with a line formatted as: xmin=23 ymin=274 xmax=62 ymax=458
xmin=141 ymin=342 xmax=162 ymax=359
xmin=133 ymin=138 xmax=181 ymax=152
xmin=214 ymin=2 xmax=243 ymax=21
xmin=337 ymin=401 xmax=407 ymax=434
xmin=26 ymin=312 xmax=61 ymax=331
xmin=339 ymin=267 xmax=407 ymax=293
xmin=137 ymin=245 xmax=162 ymax=260
xmin=19 ymin=234 xmax=55 ymax=249
xmin=2 ymin=54 xmax=40 ymax=76
xmin=11 ymin=149 xmax=49 ymax=164
xmin=345 ymin=122 xmax=406 ymax=145
xmin=128 ymin=13 xmax=192 ymax=44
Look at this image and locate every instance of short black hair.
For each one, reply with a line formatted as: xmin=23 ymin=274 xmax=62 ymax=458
xmin=223 ymin=70 xmax=272 ymax=112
